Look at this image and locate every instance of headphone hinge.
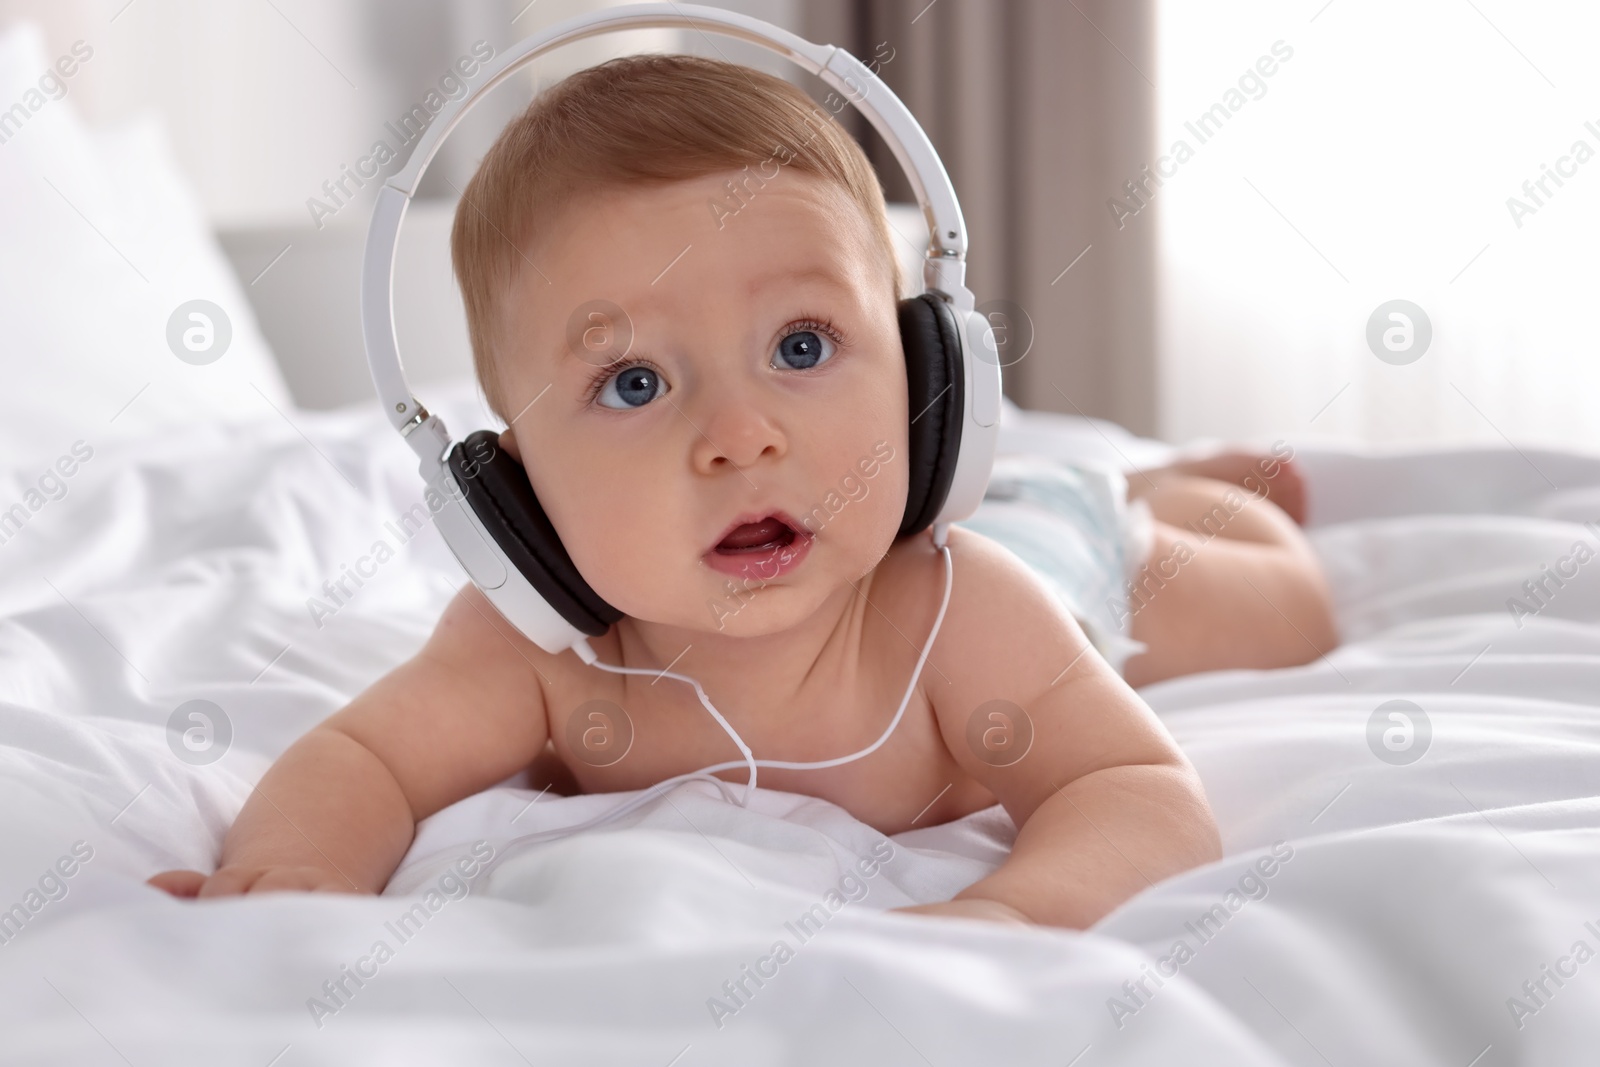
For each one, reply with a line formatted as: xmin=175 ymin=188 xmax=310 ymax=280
xmin=399 ymin=409 xmax=453 ymax=470
xmin=398 ymin=403 xmax=430 ymax=437
xmin=924 ymin=257 xmax=968 ymax=306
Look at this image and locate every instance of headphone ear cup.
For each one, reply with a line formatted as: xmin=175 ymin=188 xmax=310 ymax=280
xmin=896 ymin=293 xmax=966 ymax=538
xmin=447 ymin=430 xmax=622 ymax=636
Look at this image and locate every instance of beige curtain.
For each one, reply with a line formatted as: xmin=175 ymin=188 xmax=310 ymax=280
xmin=801 ymin=0 xmax=1158 ymax=436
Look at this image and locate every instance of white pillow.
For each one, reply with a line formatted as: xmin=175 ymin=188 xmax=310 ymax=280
xmin=0 ymin=22 xmax=295 ymax=469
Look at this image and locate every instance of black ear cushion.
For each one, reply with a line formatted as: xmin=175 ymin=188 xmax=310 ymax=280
xmin=896 ymin=293 xmax=965 ymax=538
xmin=447 ymin=430 xmax=622 ymax=637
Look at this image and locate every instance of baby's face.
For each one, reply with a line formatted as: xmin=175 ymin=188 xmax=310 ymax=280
xmin=495 ymin=170 xmax=909 ymax=636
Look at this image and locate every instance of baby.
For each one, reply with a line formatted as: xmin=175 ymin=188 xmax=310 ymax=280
xmin=149 ymin=55 xmax=1338 ymax=929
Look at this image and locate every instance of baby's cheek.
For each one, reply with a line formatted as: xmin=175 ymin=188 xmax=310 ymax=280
xmin=873 ymin=443 xmax=911 ymax=518
xmin=572 ymin=494 xmax=703 ymax=617
xmin=846 ymin=449 xmax=910 ymax=553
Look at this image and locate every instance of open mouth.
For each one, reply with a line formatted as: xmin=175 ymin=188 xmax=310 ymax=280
xmin=705 ymin=512 xmax=813 ymax=579
xmin=714 ymin=515 xmax=801 ymax=554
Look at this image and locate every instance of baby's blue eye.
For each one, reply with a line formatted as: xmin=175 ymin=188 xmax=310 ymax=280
xmin=596 ymin=365 xmax=666 ymax=409
xmin=774 ymin=329 xmax=834 ymax=371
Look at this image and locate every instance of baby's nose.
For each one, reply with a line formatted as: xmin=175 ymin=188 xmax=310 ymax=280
xmin=691 ymin=395 xmax=788 ymax=473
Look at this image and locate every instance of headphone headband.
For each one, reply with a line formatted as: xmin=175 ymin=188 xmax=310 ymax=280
xmin=360 ymin=1 xmax=991 ymax=464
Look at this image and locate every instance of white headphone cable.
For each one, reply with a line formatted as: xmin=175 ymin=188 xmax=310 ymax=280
xmin=474 ymin=525 xmax=952 ymax=875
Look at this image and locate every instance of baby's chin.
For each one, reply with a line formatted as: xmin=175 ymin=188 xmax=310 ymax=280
xmin=598 ymin=563 xmax=847 ymax=640
xmin=620 ymin=585 xmax=822 ymax=639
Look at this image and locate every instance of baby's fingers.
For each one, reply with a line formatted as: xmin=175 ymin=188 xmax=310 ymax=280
xmin=249 ymin=867 xmax=363 ymax=895
xmin=195 ymin=866 xmax=269 ymax=898
xmin=148 ymin=866 xmax=368 ymax=899
xmin=145 ymin=870 xmax=207 ymax=897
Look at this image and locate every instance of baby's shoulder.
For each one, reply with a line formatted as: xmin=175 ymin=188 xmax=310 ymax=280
xmin=876 ymin=525 xmax=1096 ymax=706
xmin=878 ymin=523 xmax=1075 ymax=619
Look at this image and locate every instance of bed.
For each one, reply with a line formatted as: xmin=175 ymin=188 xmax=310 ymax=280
xmin=5 ymin=19 xmax=1600 ymax=1067
xmin=3 ymin=371 xmax=1600 ymax=1064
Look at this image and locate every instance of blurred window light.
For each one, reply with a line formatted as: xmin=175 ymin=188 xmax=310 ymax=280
xmin=1154 ymin=0 xmax=1600 ymax=452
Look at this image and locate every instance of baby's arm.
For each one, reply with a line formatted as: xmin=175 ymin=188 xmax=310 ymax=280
xmin=907 ymin=527 xmax=1222 ymax=929
xmin=147 ymin=586 xmax=549 ymax=897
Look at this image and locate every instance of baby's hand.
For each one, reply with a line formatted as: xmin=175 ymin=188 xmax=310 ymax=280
xmin=146 ymin=866 xmax=367 ymax=898
xmin=890 ymin=898 xmax=1033 ymax=926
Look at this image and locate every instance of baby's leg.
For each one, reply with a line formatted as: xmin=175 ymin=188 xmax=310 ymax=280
xmin=1119 ymin=472 xmax=1338 ymax=687
xmin=1138 ymin=450 xmax=1307 ymax=525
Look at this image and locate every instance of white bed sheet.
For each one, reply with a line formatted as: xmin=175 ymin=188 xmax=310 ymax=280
xmin=1 ymin=382 xmax=1598 ymax=1065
